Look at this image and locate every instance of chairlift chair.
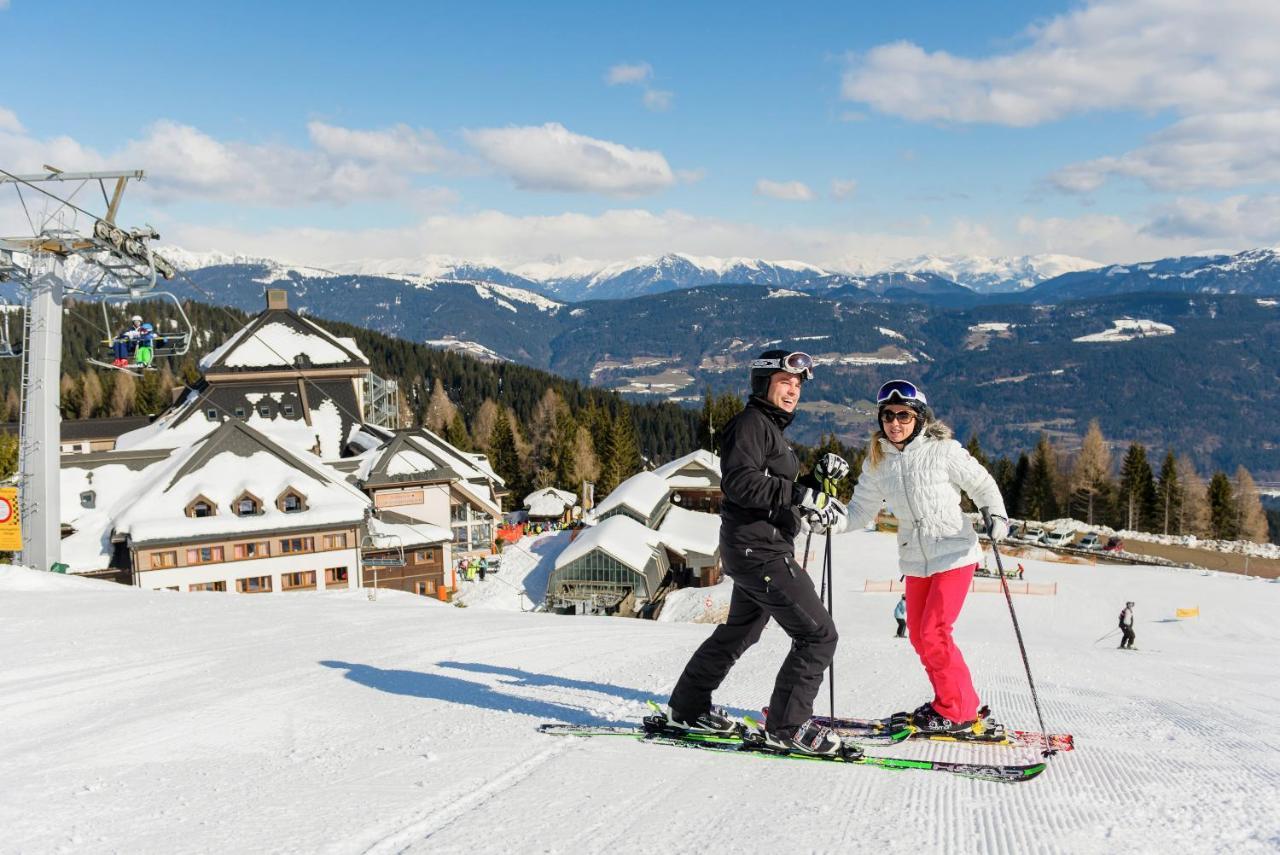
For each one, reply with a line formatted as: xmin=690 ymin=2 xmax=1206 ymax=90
xmin=89 ymin=291 xmax=193 ymax=374
xmin=360 ymin=533 xmax=407 ymax=567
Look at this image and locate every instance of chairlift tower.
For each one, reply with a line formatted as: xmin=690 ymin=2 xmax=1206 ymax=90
xmin=0 ymin=168 xmax=173 ymax=573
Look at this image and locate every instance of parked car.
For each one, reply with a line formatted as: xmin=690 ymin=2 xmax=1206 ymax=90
xmin=1041 ymin=529 xmax=1075 ymax=549
xmin=1077 ymin=532 xmax=1101 ymax=550
xmin=1017 ymin=524 xmax=1046 ymax=543
xmin=1102 ymin=536 xmax=1125 ymax=552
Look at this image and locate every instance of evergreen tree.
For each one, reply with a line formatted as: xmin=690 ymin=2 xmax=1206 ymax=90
xmin=133 ymin=369 xmax=167 ymax=415
xmin=1233 ymin=466 xmax=1270 ymax=543
xmin=1207 ymin=471 xmax=1237 ymax=540
xmin=0 ymin=431 xmax=18 ymax=479
xmin=1154 ymin=451 xmax=1183 ymax=535
xmin=59 ymin=373 xmax=81 ymax=420
xmin=698 ymin=389 xmax=744 ymax=454
xmin=488 ymin=408 xmax=521 ymax=505
xmin=992 ymin=456 xmax=1017 ymax=511
xmin=1023 ymin=433 xmax=1060 ymax=521
xmin=445 ymin=411 xmax=470 ymax=451
xmin=1069 ymin=420 xmax=1112 ymax=526
xmin=1007 ymin=453 xmax=1031 ymax=518
xmin=1116 ymin=443 xmax=1157 ymax=531
xmin=965 ymin=435 xmax=989 ymax=469
xmin=600 ymin=410 xmax=643 ymax=494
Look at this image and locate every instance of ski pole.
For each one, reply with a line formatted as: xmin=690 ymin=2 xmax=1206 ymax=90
xmin=1092 ymin=628 xmax=1119 ymax=645
xmin=982 ymin=509 xmax=1057 ymax=758
xmin=823 ymin=523 xmax=835 ymax=720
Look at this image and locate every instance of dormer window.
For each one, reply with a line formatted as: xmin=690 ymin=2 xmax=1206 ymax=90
xmin=205 ymin=408 xmax=218 ymax=421
xmin=282 ymin=405 xmax=295 ymax=417
xmin=277 ymin=488 xmax=307 ymax=513
xmin=233 ymin=491 xmax=263 ymax=517
xmin=186 ymin=495 xmax=218 ymax=518
xmin=257 ymin=405 xmax=270 ymax=418
xmin=80 ymin=491 xmax=95 ymax=509
xmin=293 ymin=354 xmax=312 ymax=368
xmin=234 ymin=407 xmax=246 ymax=419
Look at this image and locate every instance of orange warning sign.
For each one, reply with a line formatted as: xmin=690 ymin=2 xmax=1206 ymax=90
xmin=0 ymin=487 xmax=20 ymax=551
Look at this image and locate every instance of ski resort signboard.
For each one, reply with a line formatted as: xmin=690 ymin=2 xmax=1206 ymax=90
xmin=0 ymin=487 xmax=20 ymax=550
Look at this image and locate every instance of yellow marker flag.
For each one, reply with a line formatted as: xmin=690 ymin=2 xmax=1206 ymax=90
xmin=1175 ymin=607 xmax=1200 ymax=619
xmin=0 ymin=487 xmax=20 ymax=551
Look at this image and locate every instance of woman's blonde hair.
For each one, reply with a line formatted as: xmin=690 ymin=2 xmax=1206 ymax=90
xmin=868 ymin=428 xmax=889 ymax=469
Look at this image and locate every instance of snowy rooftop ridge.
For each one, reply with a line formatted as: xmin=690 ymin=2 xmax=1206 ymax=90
xmin=592 ymin=471 xmax=670 ymax=521
xmin=555 ymin=514 xmax=662 ymax=572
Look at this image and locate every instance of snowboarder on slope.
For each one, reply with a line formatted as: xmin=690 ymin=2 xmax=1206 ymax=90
xmin=894 ymin=595 xmax=907 ymax=638
xmin=835 ymin=379 xmax=1009 ymax=735
xmin=666 ymin=349 xmax=848 ymax=756
xmin=1119 ymin=602 xmax=1136 ymax=649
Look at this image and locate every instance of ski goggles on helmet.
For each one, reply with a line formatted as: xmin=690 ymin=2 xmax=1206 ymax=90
xmin=750 ymin=351 xmax=813 ymax=380
xmin=876 ymin=379 xmax=927 ymax=406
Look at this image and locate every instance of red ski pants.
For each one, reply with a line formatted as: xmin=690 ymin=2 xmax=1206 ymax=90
xmin=904 ymin=563 xmax=979 ymax=723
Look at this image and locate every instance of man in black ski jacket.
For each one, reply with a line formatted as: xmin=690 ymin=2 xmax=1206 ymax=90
xmin=666 ymin=349 xmax=848 ymax=756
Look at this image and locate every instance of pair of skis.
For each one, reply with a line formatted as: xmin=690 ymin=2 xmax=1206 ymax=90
xmin=540 ymin=703 xmax=1055 ymax=783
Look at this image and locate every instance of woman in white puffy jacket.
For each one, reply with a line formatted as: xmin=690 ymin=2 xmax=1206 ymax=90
xmin=841 ymin=379 xmax=1009 ymax=734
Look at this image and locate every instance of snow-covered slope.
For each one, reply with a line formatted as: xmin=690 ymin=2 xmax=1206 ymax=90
xmin=3 ymin=528 xmax=1276 ymax=853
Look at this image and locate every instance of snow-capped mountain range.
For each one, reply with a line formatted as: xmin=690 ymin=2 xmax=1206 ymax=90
xmin=159 ymin=249 xmax=1100 ymax=302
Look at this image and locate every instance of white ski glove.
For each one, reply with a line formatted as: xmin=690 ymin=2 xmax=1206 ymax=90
xmin=799 ymin=489 xmax=847 ymax=530
xmin=983 ymin=511 xmax=1009 ymax=543
xmin=814 ymin=453 xmax=850 ymax=493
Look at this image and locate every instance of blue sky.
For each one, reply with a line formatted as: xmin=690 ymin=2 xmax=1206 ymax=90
xmin=2 ymin=0 xmax=1277 ymax=269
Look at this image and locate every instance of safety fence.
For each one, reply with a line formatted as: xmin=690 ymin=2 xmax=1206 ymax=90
xmin=863 ymin=579 xmax=1057 ymax=596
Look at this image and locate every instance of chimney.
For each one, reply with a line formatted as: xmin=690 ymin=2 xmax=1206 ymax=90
xmin=267 ymin=289 xmax=288 ymax=310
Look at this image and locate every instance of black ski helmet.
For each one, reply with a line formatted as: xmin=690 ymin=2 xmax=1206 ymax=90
xmin=749 ymin=349 xmax=814 ymax=397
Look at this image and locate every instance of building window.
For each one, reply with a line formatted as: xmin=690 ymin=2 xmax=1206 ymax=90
xmin=233 ymin=492 xmax=262 ymax=517
xmin=322 ymin=532 xmax=348 ymax=550
xmin=233 ymin=541 xmax=270 ymax=560
xmin=277 ymin=489 xmax=307 ymax=513
xmin=415 ymin=550 xmax=430 ymax=562
xmin=258 ymin=405 xmax=271 ymax=418
xmin=450 ymin=503 xmax=468 ymax=523
xmin=185 ymin=495 xmax=218 ymax=518
xmin=206 ymin=408 xmax=219 ymax=421
xmin=415 ymin=582 xmax=428 ymax=596
xmin=236 ymin=575 xmax=272 ymax=593
xmin=282 ymin=571 xmax=316 ymax=591
xmin=324 ymin=566 xmax=349 ymax=587
xmin=282 ymin=405 xmax=295 ymax=416
xmin=234 ymin=407 xmax=246 ymax=419
xmin=189 ymin=581 xmax=226 ymax=592
xmin=150 ymin=551 xmax=178 ymax=569
xmin=186 ymin=546 xmax=225 ymax=565
xmin=80 ymin=491 xmax=96 ymax=509
xmin=452 ymin=526 xmax=467 ymax=545
xmin=280 ymin=537 xmax=314 ymax=554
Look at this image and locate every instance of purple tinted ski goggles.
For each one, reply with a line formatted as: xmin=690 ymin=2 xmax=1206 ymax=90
xmin=750 ymin=351 xmax=814 ymax=380
xmin=877 ymin=379 xmax=928 ymax=406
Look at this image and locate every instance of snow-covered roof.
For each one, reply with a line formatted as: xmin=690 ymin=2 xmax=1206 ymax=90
xmin=113 ymin=420 xmax=369 ymax=546
xmin=555 ymin=516 xmax=662 ymax=573
xmin=60 ymin=452 xmax=174 ymax=573
xmin=593 ymin=471 xmax=669 ymax=522
xmin=199 ymin=306 xmax=368 ymax=373
xmin=652 ymin=449 xmax=721 ymax=489
xmin=523 ymin=487 xmax=578 ymax=518
xmin=656 ymin=506 xmax=721 ymax=558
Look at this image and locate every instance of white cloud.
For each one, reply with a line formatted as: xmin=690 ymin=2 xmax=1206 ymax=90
xmin=464 ymin=122 xmax=676 ymax=195
xmin=755 ymin=179 xmax=815 ymax=202
xmin=1051 ymin=110 xmax=1280 ymax=192
xmin=306 ymin=122 xmax=453 ymax=172
xmin=0 ymin=107 xmax=22 ymax=133
xmin=643 ymin=89 xmax=674 ymax=112
xmin=0 ymin=109 xmax=459 ymax=208
xmin=1143 ymin=195 xmax=1280 ymax=243
xmin=606 ymin=62 xmax=653 ymax=86
xmin=843 ymin=1 xmax=1280 ymax=126
xmin=830 ymin=179 xmax=857 ymax=200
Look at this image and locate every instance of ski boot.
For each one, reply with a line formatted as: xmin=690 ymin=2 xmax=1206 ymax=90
xmin=908 ymin=701 xmax=980 ymax=735
xmin=658 ymin=703 xmax=740 ymax=736
xmin=749 ymin=719 xmax=853 ymax=758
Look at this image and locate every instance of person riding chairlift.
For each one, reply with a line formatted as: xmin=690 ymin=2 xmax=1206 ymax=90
xmin=111 ymin=315 xmax=145 ymax=366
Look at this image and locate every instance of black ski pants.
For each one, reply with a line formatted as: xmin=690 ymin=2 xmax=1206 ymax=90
xmin=895 ymin=618 xmax=907 ymax=638
xmin=669 ymin=547 xmax=838 ymax=736
xmin=1120 ymin=626 xmax=1136 ymax=649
